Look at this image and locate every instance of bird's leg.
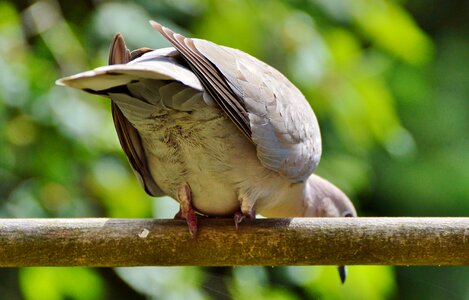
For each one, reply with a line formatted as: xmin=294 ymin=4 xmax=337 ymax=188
xmin=234 ymin=198 xmax=256 ymax=229
xmin=175 ymin=183 xmax=198 ymax=237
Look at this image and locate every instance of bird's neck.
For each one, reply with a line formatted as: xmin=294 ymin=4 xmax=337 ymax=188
xmin=257 ymin=181 xmax=310 ymax=218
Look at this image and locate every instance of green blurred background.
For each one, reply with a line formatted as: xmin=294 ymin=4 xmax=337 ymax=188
xmin=1 ymin=0 xmax=468 ymax=299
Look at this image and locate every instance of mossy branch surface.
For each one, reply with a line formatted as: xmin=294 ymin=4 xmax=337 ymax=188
xmin=1 ymin=218 xmax=468 ymax=266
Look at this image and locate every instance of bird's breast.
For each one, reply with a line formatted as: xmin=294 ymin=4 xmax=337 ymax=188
xmin=137 ymin=106 xmax=257 ymax=216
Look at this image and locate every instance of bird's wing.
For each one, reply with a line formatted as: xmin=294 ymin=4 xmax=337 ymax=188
xmin=111 ymin=100 xmax=164 ymax=196
xmin=58 ymin=34 xmax=160 ymax=196
xmin=151 ymin=21 xmax=321 ymax=182
xmin=108 ymin=33 xmax=164 ymax=197
xmin=57 ymin=34 xmax=208 ymax=196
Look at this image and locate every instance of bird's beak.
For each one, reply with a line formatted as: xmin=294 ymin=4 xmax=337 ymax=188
xmin=338 ymin=210 xmax=354 ymax=283
xmin=338 ymin=265 xmax=347 ymax=284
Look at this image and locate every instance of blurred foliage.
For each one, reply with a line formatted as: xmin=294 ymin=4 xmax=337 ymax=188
xmin=0 ymin=0 xmax=468 ymax=299
xmin=19 ymin=268 xmax=104 ymax=300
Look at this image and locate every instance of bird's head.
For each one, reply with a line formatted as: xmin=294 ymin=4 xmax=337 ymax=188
xmin=305 ymin=174 xmax=357 ymax=218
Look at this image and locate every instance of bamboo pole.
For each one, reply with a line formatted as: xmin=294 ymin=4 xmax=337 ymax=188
xmin=1 ymin=218 xmax=468 ymax=267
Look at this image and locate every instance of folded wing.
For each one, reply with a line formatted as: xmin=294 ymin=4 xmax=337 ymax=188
xmin=56 ymin=34 xmax=205 ymax=196
xmin=150 ymin=21 xmax=322 ymax=182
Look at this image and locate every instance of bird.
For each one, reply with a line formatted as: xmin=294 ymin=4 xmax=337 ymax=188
xmin=57 ymin=20 xmax=356 ymax=283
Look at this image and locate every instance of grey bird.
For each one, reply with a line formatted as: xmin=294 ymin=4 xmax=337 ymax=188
xmin=57 ymin=21 xmax=356 ymax=282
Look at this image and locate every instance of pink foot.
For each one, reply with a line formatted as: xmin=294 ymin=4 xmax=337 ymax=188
xmin=176 ymin=183 xmax=198 ymax=237
xmin=185 ymin=208 xmax=198 ymax=237
xmin=234 ymin=207 xmax=256 ymax=230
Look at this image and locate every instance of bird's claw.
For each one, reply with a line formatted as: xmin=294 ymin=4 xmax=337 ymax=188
xmin=176 ymin=183 xmax=198 ymax=237
xmin=186 ymin=207 xmax=198 ymax=237
xmin=234 ymin=211 xmax=245 ymax=230
xmin=234 ymin=208 xmax=255 ymax=230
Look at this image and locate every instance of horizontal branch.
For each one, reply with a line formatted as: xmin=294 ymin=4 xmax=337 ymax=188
xmin=1 ymin=218 xmax=468 ymax=267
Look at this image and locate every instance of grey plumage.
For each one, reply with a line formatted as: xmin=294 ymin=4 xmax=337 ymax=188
xmin=57 ymin=21 xmax=356 ymax=227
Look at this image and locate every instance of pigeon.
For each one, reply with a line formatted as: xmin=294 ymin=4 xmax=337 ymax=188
xmin=57 ymin=21 xmax=356 ymax=281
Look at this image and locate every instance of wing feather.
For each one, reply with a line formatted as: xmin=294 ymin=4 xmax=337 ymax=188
xmin=150 ymin=21 xmax=321 ymax=182
xmin=108 ymin=33 xmax=164 ymax=196
xmin=151 ymin=21 xmax=252 ymax=141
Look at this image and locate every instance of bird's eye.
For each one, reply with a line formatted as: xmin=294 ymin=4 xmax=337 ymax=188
xmin=342 ymin=211 xmax=354 ymax=218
